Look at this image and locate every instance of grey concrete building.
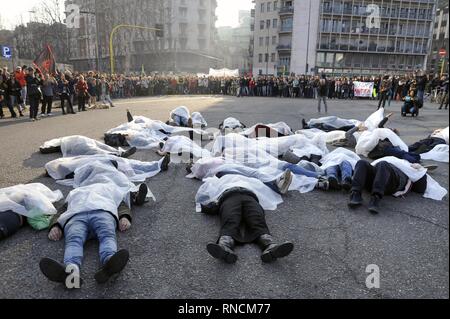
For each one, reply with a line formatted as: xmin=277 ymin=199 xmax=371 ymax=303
xmin=65 ymin=0 xmax=220 ymax=73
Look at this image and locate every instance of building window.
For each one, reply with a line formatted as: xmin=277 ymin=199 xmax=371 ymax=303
xmin=265 ymin=36 xmax=269 ymax=46
xmin=267 ymin=2 xmax=271 ymax=12
xmin=272 ymin=36 xmax=277 ymax=45
xmin=271 ymin=53 xmax=276 ymax=62
xmin=273 ymin=19 xmax=278 ymax=28
xmin=266 ymin=19 xmax=271 ymax=28
xmin=265 ymin=53 xmax=269 ymax=62
xmin=259 ymin=37 xmax=264 ymax=46
xmin=260 ymin=20 xmax=265 ymax=30
xmin=261 ymin=3 xmax=265 ymax=13
xmin=274 ymin=1 xmax=278 ymax=10
xmin=259 ymin=54 xmax=263 ymax=63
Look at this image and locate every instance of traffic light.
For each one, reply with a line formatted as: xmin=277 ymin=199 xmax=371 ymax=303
xmin=155 ymin=24 xmax=164 ymax=37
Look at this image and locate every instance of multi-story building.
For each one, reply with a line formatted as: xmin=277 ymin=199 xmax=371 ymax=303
xmin=66 ymin=0 xmax=219 ymax=73
xmin=252 ymin=0 xmax=437 ymax=76
xmin=217 ymin=10 xmax=253 ymax=73
xmin=428 ymin=0 xmax=449 ymax=75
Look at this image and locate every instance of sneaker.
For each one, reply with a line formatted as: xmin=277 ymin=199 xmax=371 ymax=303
xmin=316 ymin=178 xmax=329 ymax=191
xmin=94 ymin=249 xmax=129 ymax=284
xmin=348 ymin=191 xmax=363 ymax=208
xmin=368 ymin=195 xmax=381 ymax=214
xmin=133 ymin=184 xmax=148 ymax=206
xmin=47 ymin=113 xmax=53 ymax=117
xmin=276 ymin=169 xmax=293 ymax=195
xmin=328 ymin=176 xmax=341 ymax=190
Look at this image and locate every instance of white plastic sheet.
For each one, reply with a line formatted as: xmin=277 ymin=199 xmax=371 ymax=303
xmin=41 ymin=135 xmax=123 ymax=157
xmin=320 ymin=148 xmax=361 ymax=170
xmin=371 ymin=157 xmax=447 ymax=201
xmin=195 ymin=175 xmax=283 ymax=212
xmin=420 ymin=144 xmax=449 ymax=163
xmin=0 ymin=184 xmax=63 ymax=218
xmin=356 ymin=128 xmax=408 ymax=157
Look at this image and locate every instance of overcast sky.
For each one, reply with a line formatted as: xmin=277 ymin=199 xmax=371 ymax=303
xmin=0 ymin=0 xmax=254 ymax=30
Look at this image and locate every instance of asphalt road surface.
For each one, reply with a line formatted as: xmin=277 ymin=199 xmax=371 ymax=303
xmin=0 ymin=96 xmax=448 ymax=299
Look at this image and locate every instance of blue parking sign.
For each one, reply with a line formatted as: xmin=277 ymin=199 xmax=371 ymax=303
xmin=1 ymin=46 xmax=12 ymax=59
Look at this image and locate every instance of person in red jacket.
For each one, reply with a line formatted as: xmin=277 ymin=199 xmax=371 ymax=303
xmin=75 ymin=75 xmax=89 ymax=112
xmin=14 ymin=66 xmax=27 ymax=111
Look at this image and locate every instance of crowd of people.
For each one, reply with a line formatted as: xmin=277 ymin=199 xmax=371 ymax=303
xmin=1 ymin=65 xmax=449 ymax=121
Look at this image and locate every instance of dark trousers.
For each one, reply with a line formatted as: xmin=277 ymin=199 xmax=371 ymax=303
xmin=60 ymin=94 xmax=74 ymax=114
xmin=28 ymin=96 xmax=40 ymax=119
xmin=409 ymin=137 xmax=446 ymax=154
xmin=378 ymin=92 xmax=387 ymax=109
xmin=0 ymin=211 xmax=22 ymax=240
xmin=219 ymin=193 xmax=270 ymax=243
xmin=78 ymin=95 xmax=86 ymax=111
xmin=352 ymin=160 xmax=402 ymax=197
xmin=41 ymin=95 xmax=53 ymax=114
xmin=352 ymin=160 xmax=427 ymax=197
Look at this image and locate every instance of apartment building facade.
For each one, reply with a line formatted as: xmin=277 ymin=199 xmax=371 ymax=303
xmin=252 ymin=0 xmax=437 ymax=76
xmin=66 ymin=0 xmax=219 ymax=73
xmin=427 ymin=0 xmax=449 ymax=75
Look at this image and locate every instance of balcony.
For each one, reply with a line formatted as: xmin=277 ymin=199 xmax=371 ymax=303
xmin=276 ymin=44 xmax=292 ymax=51
xmin=279 ymin=6 xmax=294 ymax=16
xmin=279 ymin=26 xmax=293 ymax=33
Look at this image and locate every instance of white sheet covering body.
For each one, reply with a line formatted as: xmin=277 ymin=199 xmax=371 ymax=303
xmin=356 ymin=128 xmax=408 ymax=157
xmin=41 ymin=135 xmax=123 ymax=157
xmin=371 ymin=157 xmax=447 ymax=201
xmin=320 ymin=148 xmax=361 ymax=170
xmin=0 ymin=184 xmax=63 ymax=218
xmin=57 ymin=162 xmax=135 ymax=227
xmin=420 ymin=144 xmax=449 ymax=163
xmin=195 ymin=175 xmax=283 ymax=212
xmin=162 ymin=135 xmax=211 ymax=159
xmin=431 ymin=127 xmax=449 ymax=144
xmin=307 ymin=116 xmax=361 ymax=130
xmin=241 ymin=122 xmax=293 ymax=138
xmin=45 ymin=154 xmax=162 ymax=182
xmin=106 ymin=116 xmax=206 ymax=150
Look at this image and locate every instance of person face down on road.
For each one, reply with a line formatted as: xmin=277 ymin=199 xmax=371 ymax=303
xmin=0 ymin=183 xmax=64 ymax=241
xmin=196 ymin=174 xmax=294 ymax=264
xmin=39 ymin=161 xmax=151 ymax=286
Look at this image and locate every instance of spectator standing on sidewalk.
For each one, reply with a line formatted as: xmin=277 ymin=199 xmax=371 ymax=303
xmin=41 ymin=73 xmax=57 ymax=117
xmin=75 ymin=75 xmax=89 ymax=112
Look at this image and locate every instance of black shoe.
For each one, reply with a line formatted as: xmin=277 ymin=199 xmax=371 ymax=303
xmin=341 ymin=177 xmax=352 ymax=192
xmin=39 ymin=258 xmax=67 ymax=283
xmin=257 ymin=234 xmax=294 ymax=263
xmin=121 ymin=147 xmax=137 ymax=158
xmin=132 ymin=184 xmax=148 ymax=206
xmin=302 ymin=119 xmax=308 ymax=129
xmin=206 ymin=236 xmax=238 ymax=264
xmin=309 ymin=154 xmax=322 ymax=166
xmin=328 ymin=176 xmax=340 ymax=190
xmin=368 ymin=195 xmax=382 ymax=214
xmin=348 ymin=191 xmax=363 ymax=208
xmin=161 ymin=154 xmax=170 ymax=171
xmin=127 ymin=110 xmax=134 ymax=123
xmin=94 ymin=249 xmax=129 ymax=284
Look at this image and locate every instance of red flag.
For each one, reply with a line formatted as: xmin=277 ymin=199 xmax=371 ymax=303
xmin=33 ymin=45 xmax=56 ymax=75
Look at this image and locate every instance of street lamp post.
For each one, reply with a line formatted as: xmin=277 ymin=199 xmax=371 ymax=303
xmin=305 ymin=0 xmax=312 ymax=75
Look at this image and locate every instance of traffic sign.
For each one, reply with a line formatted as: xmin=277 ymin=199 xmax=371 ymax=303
xmin=1 ymin=46 xmax=12 ymax=59
xmin=439 ymin=48 xmax=447 ymax=57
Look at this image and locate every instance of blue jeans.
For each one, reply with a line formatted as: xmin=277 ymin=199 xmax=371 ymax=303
xmin=64 ymin=210 xmax=117 ymax=267
xmin=325 ymin=160 xmax=353 ymax=182
xmin=282 ymin=163 xmax=320 ymax=178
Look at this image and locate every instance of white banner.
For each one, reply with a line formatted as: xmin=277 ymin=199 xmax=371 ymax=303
xmin=209 ymin=68 xmax=239 ymax=77
xmin=354 ymin=82 xmax=375 ymax=97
